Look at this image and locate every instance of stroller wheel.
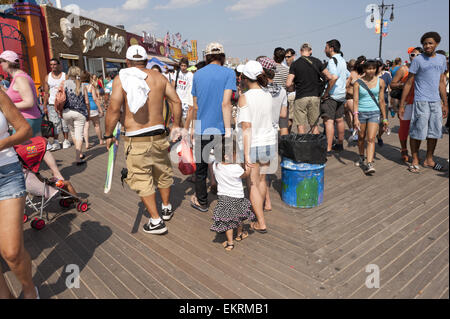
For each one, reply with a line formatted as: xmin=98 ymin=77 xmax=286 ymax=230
xmin=23 ymin=214 xmax=28 ymax=223
xmin=60 ymin=199 xmax=71 ymax=208
xmin=77 ymin=202 xmax=89 ymax=213
xmin=31 ymin=218 xmax=45 ymax=230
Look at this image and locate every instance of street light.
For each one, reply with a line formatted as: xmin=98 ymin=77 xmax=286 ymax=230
xmin=369 ymin=0 xmax=395 ymax=59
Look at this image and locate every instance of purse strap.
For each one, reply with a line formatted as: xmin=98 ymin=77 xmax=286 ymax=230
xmin=356 ymin=78 xmax=380 ymax=110
xmin=300 ymin=57 xmax=326 ymax=82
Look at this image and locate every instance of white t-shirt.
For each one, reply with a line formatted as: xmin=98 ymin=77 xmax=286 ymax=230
xmin=0 ymin=111 xmax=18 ymax=166
xmin=213 ymin=162 xmax=245 ymax=199
xmin=175 ymin=71 xmax=194 ymax=106
xmin=238 ymin=89 xmax=277 ymax=147
xmin=47 ymin=72 xmax=66 ymax=105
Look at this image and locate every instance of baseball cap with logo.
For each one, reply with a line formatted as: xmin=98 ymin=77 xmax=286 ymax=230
xmin=243 ymin=60 xmax=263 ymax=81
xmin=257 ymin=57 xmax=276 ymax=71
xmin=205 ymin=42 xmax=225 ymax=56
xmin=126 ymin=45 xmax=148 ymax=61
xmin=0 ymin=50 xmax=20 ymax=63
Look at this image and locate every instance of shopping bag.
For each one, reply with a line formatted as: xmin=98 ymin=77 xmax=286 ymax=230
xmin=178 ymin=139 xmax=196 ymax=175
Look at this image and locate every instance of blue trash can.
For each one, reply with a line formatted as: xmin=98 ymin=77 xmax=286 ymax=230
xmin=281 ymin=158 xmax=325 ymax=208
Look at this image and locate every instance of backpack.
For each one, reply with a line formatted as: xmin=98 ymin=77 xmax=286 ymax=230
xmin=54 ymin=80 xmax=66 ymax=114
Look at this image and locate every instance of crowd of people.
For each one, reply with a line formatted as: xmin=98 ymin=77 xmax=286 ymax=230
xmin=0 ymin=30 xmax=448 ymax=298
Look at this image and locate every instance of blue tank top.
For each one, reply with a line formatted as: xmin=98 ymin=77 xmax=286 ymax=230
xmin=358 ymin=78 xmax=380 ymax=112
xmin=391 ymin=66 xmax=400 ymax=78
xmin=83 ymin=84 xmax=98 ymax=111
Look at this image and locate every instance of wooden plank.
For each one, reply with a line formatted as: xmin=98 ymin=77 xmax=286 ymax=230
xmin=416 ymin=265 xmax=449 ymax=299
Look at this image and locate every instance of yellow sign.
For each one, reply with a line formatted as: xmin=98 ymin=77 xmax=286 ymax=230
xmin=191 ymin=40 xmax=198 ymax=62
xmin=375 ymin=19 xmax=381 ymax=34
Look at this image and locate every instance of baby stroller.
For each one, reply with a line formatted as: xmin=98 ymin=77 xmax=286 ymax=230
xmin=14 ymin=137 xmax=89 ymax=230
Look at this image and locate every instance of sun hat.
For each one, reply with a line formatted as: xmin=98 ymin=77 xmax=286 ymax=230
xmin=0 ymin=50 xmax=19 ymax=63
xmin=126 ymin=45 xmax=148 ymax=61
xmin=257 ymin=57 xmax=276 ymax=71
xmin=243 ymin=60 xmax=263 ymax=80
xmin=205 ymin=42 xmax=225 ymax=56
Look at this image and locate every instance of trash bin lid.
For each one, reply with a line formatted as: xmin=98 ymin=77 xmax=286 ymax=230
xmin=281 ymin=157 xmax=326 ymax=171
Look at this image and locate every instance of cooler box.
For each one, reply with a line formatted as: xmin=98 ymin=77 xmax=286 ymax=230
xmin=281 ymin=158 xmax=325 ymax=208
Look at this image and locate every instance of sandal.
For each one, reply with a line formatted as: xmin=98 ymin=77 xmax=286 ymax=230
xmin=408 ymin=164 xmax=420 ymax=174
xmin=423 ymin=162 xmax=447 ymax=172
xmin=222 ymin=241 xmax=234 ymax=251
xmin=250 ymin=222 xmax=267 ymax=234
xmin=235 ymin=231 xmax=249 ymax=242
xmin=400 ymin=149 xmax=410 ymax=163
xmin=190 ymin=196 xmax=208 ymax=212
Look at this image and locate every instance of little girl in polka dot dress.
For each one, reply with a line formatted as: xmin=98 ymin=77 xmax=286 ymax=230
xmin=210 ymin=139 xmax=254 ymax=251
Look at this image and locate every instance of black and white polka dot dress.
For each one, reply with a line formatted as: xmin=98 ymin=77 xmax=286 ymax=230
xmin=210 ymin=195 xmax=255 ymax=233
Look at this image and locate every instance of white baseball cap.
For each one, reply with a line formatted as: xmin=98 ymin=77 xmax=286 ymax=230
xmin=236 ymin=64 xmax=245 ymax=73
xmin=205 ymin=42 xmax=225 ymax=56
xmin=126 ymin=45 xmax=148 ymax=61
xmin=243 ymin=60 xmax=263 ymax=80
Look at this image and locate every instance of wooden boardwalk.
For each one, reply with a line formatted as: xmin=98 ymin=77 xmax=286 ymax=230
xmin=2 ymin=118 xmax=449 ymax=299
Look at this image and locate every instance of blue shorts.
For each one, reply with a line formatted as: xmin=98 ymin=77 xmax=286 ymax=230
xmin=0 ymin=162 xmax=26 ymax=202
xmin=359 ymin=111 xmax=380 ymax=124
xmin=410 ymin=101 xmax=443 ymax=141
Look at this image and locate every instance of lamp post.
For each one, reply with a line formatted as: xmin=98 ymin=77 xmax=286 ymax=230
xmin=370 ymin=0 xmax=394 ymax=59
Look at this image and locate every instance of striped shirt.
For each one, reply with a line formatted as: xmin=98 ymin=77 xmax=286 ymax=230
xmin=273 ymin=63 xmax=289 ymax=89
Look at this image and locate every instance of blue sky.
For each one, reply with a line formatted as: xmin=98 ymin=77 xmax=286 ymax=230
xmin=62 ymin=0 xmax=448 ymax=62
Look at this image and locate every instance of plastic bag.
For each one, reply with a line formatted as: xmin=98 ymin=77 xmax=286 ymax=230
xmin=279 ymin=133 xmax=328 ymax=164
xmin=178 ymin=139 xmax=196 ymax=175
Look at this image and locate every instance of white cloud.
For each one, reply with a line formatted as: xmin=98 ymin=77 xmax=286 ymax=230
xmin=154 ymin=0 xmax=206 ymax=10
xmin=80 ymin=7 xmax=132 ymax=26
xmin=226 ymin=0 xmax=286 ymax=18
xmin=122 ymin=0 xmax=150 ymax=10
xmin=128 ymin=21 xmax=159 ymax=34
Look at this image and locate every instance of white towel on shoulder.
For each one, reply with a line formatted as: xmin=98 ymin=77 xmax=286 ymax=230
xmin=119 ymin=67 xmax=150 ymax=114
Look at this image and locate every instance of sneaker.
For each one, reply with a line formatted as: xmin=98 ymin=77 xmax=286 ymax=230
xmin=161 ymin=206 xmax=174 ymax=221
xmin=46 ymin=142 xmax=53 ymax=151
xmin=63 ymin=139 xmax=71 ymax=149
xmin=364 ymin=162 xmax=376 ymax=174
xmin=355 ymin=156 xmax=365 ymax=167
xmin=143 ymin=219 xmax=168 ymax=235
xmin=377 ymin=137 xmax=384 ymax=147
xmin=326 ymin=151 xmax=333 ymax=157
xmin=332 ymin=143 xmax=344 ymax=152
xmin=51 ymin=142 xmax=61 ymax=151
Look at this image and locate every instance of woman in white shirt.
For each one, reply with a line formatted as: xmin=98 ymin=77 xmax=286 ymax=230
xmin=238 ymin=61 xmax=277 ymax=233
xmin=0 ymin=90 xmax=38 ymax=299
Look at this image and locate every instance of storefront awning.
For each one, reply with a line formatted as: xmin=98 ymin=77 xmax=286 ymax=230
xmin=148 ymin=55 xmax=176 ymax=65
xmin=59 ymin=53 xmax=79 ymax=60
xmin=105 ymin=58 xmax=126 ymax=63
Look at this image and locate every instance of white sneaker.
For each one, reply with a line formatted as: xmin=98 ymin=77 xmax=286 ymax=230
xmin=62 ymin=139 xmax=71 ymax=149
xmin=46 ymin=142 xmax=53 ymax=151
xmin=51 ymin=142 xmax=61 ymax=151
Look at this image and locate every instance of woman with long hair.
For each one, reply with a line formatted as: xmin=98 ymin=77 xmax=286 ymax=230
xmin=82 ymin=72 xmax=104 ymax=149
xmin=391 ymin=47 xmax=423 ymax=164
xmin=353 ymin=60 xmax=389 ymax=175
xmin=345 ymin=56 xmax=366 ymax=141
xmin=0 ymin=90 xmax=38 ymax=299
xmin=61 ymin=67 xmax=90 ymax=165
xmin=0 ymin=50 xmax=64 ymax=181
xmin=237 ymin=61 xmax=277 ymax=233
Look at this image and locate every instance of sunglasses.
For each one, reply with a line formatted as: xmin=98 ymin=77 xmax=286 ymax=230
xmin=410 ymin=53 xmax=418 ymax=57
xmin=285 ymin=55 xmax=293 ymax=58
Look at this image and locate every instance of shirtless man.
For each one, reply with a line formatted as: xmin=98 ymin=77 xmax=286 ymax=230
xmin=105 ymin=45 xmax=182 ymax=235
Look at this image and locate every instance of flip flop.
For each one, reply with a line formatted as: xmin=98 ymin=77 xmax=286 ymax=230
xmin=250 ymin=222 xmax=267 ymax=234
xmin=222 ymin=241 xmax=234 ymax=251
xmin=408 ymin=164 xmax=420 ymax=174
xmin=423 ymin=162 xmax=448 ymax=172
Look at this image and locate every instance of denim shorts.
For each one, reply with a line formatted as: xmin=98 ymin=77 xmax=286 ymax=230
xmin=247 ymin=144 xmax=277 ymax=164
xmin=359 ymin=111 xmax=380 ymax=124
xmin=0 ymin=161 xmax=26 ymax=201
xmin=410 ymin=101 xmax=443 ymax=141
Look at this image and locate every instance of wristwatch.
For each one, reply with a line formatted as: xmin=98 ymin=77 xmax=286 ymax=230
xmin=103 ymin=134 xmax=114 ymax=139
